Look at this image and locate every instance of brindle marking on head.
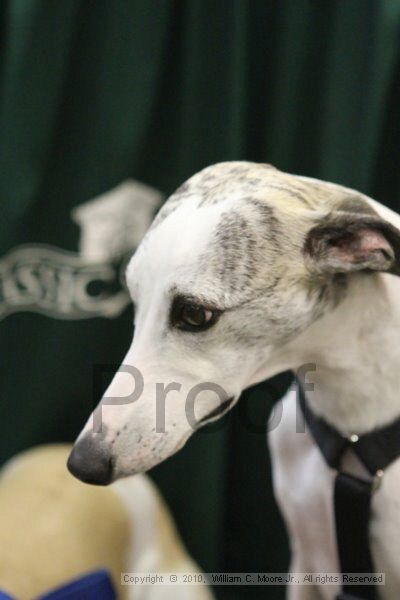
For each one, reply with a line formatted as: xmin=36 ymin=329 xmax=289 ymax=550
xmin=196 ymin=192 xmax=286 ymax=299
xmin=150 ymin=164 xmax=385 ymax=342
xmin=262 ymin=183 xmax=312 ymax=206
xmin=152 ymin=163 xmax=279 ymax=225
xmin=243 ymin=197 xmax=278 ymax=230
xmin=209 ymin=210 xmax=259 ymax=294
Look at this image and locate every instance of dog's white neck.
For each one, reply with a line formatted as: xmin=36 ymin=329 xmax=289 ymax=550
xmin=286 ymin=272 xmax=400 ymax=435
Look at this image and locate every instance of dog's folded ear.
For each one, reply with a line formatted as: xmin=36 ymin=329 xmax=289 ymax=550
xmin=304 ymin=210 xmax=400 ymax=276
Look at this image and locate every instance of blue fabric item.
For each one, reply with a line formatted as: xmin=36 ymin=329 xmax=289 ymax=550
xmin=37 ymin=569 xmax=117 ymax=600
xmin=0 ymin=569 xmax=117 ymax=600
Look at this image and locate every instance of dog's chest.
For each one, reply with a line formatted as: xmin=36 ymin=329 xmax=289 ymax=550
xmin=268 ymin=389 xmax=400 ymax=600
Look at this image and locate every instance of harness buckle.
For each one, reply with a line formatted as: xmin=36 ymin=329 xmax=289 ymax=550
xmin=372 ymin=469 xmax=384 ymax=492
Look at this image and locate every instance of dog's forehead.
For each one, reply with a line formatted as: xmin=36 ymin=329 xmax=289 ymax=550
xmin=178 ymin=161 xmax=278 ymax=202
xmin=150 ymin=161 xmax=345 ymax=237
xmin=128 ymin=179 xmax=271 ymax=304
xmin=127 ymin=161 xmax=362 ymax=301
xmin=129 ymin=197 xmax=233 ymax=282
xmin=157 ymin=161 xmax=319 ymax=216
xmin=129 ymin=164 xmax=305 ymax=282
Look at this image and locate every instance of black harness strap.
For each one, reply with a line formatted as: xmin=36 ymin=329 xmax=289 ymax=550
xmin=334 ymin=473 xmax=375 ymax=600
xmin=298 ymin=384 xmax=400 ymax=600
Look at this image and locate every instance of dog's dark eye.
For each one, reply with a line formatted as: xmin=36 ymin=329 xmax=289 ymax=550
xmin=181 ymin=305 xmax=212 ymax=327
xmin=171 ymin=299 xmax=220 ymax=331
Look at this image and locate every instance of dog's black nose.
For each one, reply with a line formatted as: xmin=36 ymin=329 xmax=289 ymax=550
xmin=67 ymin=435 xmax=113 ymax=486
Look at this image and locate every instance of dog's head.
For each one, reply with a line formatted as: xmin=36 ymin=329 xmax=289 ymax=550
xmin=68 ymin=162 xmax=400 ymax=484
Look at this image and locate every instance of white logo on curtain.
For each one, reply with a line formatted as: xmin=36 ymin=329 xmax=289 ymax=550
xmin=0 ymin=180 xmax=163 ymax=320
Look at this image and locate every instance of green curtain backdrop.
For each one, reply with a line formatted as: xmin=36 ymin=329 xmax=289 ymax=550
xmin=1 ymin=2 xmax=400 ymax=599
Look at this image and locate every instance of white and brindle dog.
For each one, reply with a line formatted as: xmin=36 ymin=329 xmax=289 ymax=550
xmin=69 ymin=162 xmax=400 ymax=599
